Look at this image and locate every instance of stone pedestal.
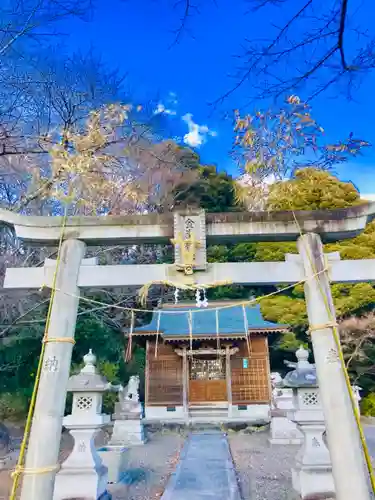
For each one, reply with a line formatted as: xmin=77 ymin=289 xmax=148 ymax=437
xmin=291 ymin=419 xmax=335 ymax=499
xmin=269 ymin=411 xmax=303 ymax=445
xmin=269 ymin=389 xmax=303 ymax=445
xmin=97 ymin=445 xmax=127 ymax=484
xmin=54 ymin=426 xmax=109 ymax=500
xmin=53 ymin=350 xmax=112 ymax=500
xmin=109 ymin=402 xmax=146 ymax=446
xmin=110 ymin=419 xmax=146 ymax=446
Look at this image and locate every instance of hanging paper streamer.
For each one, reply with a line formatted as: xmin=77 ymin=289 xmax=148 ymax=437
xmin=202 ymin=289 xmax=208 ymax=308
xmin=125 ymin=309 xmax=135 ymax=362
xmin=242 ymin=304 xmax=251 ymax=358
xmin=195 ymin=289 xmax=209 ymax=308
xmin=155 ymin=310 xmax=161 ymax=359
xmin=195 ymin=289 xmax=201 ymax=308
xmin=174 ymin=288 xmax=180 ymax=304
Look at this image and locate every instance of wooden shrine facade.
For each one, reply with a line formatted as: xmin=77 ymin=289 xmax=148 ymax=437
xmin=131 ymin=302 xmax=288 ymax=423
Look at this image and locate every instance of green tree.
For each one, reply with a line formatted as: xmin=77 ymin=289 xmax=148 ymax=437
xmin=173 ymin=164 xmax=241 ymax=212
xmin=203 ymin=169 xmax=375 ymax=381
xmin=256 ymin=169 xmax=375 ymax=328
xmin=0 ymin=313 xmax=145 ymax=420
xmin=267 ymin=168 xmax=363 ymax=211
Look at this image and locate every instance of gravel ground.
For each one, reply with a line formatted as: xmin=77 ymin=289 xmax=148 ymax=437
xmin=229 ymin=425 xmax=375 ymax=500
xmin=0 ymin=427 xmax=185 ymax=500
xmin=2 ymin=424 xmax=375 ymax=500
xmin=108 ymin=431 xmax=184 ymax=500
xmin=228 ymin=429 xmax=296 ymax=500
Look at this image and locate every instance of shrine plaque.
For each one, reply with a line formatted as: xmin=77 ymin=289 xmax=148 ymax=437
xmin=173 ymin=210 xmax=207 ymax=271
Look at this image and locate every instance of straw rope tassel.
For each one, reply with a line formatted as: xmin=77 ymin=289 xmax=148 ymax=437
xmin=155 ymin=310 xmax=161 ymax=359
xmin=242 ymin=304 xmax=251 ymax=357
xmin=125 ymin=310 xmax=135 ymax=362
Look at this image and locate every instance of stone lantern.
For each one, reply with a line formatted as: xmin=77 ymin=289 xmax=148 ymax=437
xmin=53 ymin=349 xmax=112 ymax=500
xmin=283 ymin=346 xmax=335 ymax=500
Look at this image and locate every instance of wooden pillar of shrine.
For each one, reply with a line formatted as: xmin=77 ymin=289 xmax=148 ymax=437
xmin=182 ymin=347 xmax=188 ymax=416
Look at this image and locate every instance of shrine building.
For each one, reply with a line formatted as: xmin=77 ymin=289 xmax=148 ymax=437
xmin=130 ymin=301 xmax=288 ymax=423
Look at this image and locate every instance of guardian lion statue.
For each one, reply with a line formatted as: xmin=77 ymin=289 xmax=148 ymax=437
xmin=120 ymin=375 xmax=140 ymax=403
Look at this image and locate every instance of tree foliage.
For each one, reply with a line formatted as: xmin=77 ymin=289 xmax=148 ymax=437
xmin=233 ymin=97 xmax=369 ymax=193
xmin=256 ymin=171 xmax=375 ymax=328
xmin=173 ymin=164 xmax=241 ymax=212
xmin=0 ymin=313 xmax=145 ymax=420
xmin=267 ymin=168 xmax=362 ymax=211
xmin=203 ymin=168 xmax=375 ymax=388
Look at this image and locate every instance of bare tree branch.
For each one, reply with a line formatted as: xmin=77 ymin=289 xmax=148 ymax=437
xmin=0 ymin=0 xmax=93 ymax=57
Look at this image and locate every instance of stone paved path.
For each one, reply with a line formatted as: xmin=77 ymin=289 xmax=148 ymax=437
xmin=161 ymin=431 xmax=242 ymax=500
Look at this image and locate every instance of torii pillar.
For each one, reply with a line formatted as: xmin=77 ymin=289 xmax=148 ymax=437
xmin=298 ymin=233 xmax=370 ymax=500
xmin=19 ymin=239 xmax=86 ymax=500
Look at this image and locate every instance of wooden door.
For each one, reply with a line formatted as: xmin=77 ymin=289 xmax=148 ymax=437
xmin=189 ymin=357 xmax=227 ymax=404
xmin=189 ymin=379 xmax=227 ymax=402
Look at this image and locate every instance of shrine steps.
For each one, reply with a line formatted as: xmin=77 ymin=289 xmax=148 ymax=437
xmin=189 ymin=404 xmax=229 ymax=422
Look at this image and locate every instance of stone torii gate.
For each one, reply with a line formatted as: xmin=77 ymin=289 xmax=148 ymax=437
xmin=2 ymin=205 xmax=375 ymax=500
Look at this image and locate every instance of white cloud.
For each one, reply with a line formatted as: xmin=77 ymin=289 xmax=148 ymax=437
xmin=153 ymin=102 xmax=176 ymax=116
xmin=169 ymin=91 xmax=178 ymax=104
xmin=182 ymin=113 xmax=217 ymax=148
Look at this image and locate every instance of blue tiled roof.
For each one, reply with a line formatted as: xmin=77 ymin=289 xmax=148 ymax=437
xmin=133 ymin=304 xmax=287 ymax=337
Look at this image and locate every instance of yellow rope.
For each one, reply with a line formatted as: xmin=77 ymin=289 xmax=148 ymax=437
xmin=10 ymin=207 xmax=69 ymax=500
xmin=11 ymin=464 xmax=60 ymax=477
xmin=308 ymin=322 xmax=338 ymax=333
xmin=292 ymin=210 xmax=375 ymax=493
xmin=42 ymin=337 xmax=76 ymax=344
xmin=49 ymin=268 xmax=327 ymax=315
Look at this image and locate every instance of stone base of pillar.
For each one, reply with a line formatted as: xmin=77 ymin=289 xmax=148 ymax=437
xmin=291 ymin=421 xmax=335 ymax=500
xmin=269 ymin=416 xmax=303 ymax=445
xmin=292 ymin=466 xmax=336 ymax=499
xmin=109 ymin=419 xmax=146 ymax=446
xmin=97 ymin=445 xmax=127 ymax=484
xmin=53 ymin=427 xmax=109 ymax=500
xmin=54 ymin=465 xmax=110 ymax=500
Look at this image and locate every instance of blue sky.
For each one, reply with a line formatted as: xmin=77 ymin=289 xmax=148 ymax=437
xmin=65 ymin=0 xmax=375 ymax=194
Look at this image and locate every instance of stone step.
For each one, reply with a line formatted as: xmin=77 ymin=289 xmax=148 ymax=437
xmin=190 ymin=414 xmax=228 ymax=420
xmin=189 ymin=402 xmax=228 ymax=408
xmin=189 ymin=405 xmax=228 ymax=411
